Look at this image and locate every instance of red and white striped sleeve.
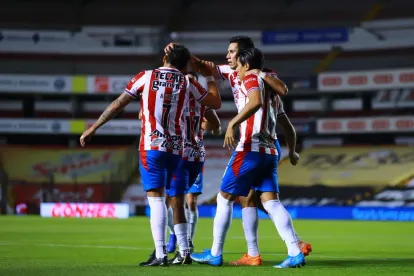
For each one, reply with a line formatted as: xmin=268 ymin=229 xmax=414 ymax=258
xmin=188 ymin=77 xmax=208 ymax=102
xmin=124 ymin=71 xmax=147 ymax=98
xmin=216 ymin=64 xmax=233 ymax=81
xmin=242 ymin=74 xmax=261 ymax=94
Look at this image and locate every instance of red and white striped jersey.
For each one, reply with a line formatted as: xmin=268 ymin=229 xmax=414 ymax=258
xmin=236 ymin=74 xmax=283 ymax=154
xmin=217 ymin=64 xmax=286 ymax=154
xmin=124 ymin=67 xmax=208 ymax=155
xmin=182 ymin=92 xmax=207 ymax=162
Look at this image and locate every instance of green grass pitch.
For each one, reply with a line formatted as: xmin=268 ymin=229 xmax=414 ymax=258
xmin=0 ymin=216 xmax=413 ymax=276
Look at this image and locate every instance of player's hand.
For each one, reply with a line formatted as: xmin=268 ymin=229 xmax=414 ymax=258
xmin=289 ymin=151 xmax=300 ymax=166
xmin=223 ymin=123 xmax=237 ymax=150
xmin=80 ymin=127 xmax=96 ymax=147
xmin=197 ymin=61 xmax=214 ymax=77
xmin=164 ymin=42 xmax=179 ymax=54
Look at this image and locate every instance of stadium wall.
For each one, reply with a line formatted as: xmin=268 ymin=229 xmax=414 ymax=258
xmin=144 ymin=205 xmax=414 ymax=222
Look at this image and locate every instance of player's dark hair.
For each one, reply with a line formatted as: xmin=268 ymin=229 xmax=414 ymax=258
xmin=229 ymin=36 xmax=255 ymax=51
xmin=236 ymin=48 xmax=264 ymax=70
xmin=165 ymin=44 xmax=191 ymax=71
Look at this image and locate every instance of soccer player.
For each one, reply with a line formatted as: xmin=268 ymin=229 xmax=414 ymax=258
xmin=79 ymin=45 xmax=221 ymax=266
xmin=165 ymin=36 xmax=311 ymax=265
xmin=168 ymin=71 xmax=221 ymax=264
xmin=190 ymin=48 xmax=306 ymax=268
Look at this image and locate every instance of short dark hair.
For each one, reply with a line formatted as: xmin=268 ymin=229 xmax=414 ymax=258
xmin=229 ymin=36 xmax=255 ymax=51
xmin=165 ymin=44 xmax=191 ymax=70
xmin=236 ymin=48 xmax=264 ymax=70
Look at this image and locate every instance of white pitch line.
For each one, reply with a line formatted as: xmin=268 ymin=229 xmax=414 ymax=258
xmin=0 ymin=241 xmax=412 ymax=261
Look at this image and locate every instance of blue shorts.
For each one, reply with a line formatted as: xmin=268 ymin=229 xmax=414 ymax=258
xmin=187 ymin=165 xmax=204 ymax=195
xmin=221 ymin=151 xmax=279 ymax=197
xmin=139 ymin=150 xmax=181 ymax=193
xmin=275 ymin=139 xmax=281 ymax=163
xmin=168 ymin=160 xmax=204 ymax=197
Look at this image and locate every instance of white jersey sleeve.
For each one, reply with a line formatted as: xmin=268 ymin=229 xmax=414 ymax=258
xmin=186 ymin=76 xmax=208 ymax=102
xmin=124 ymin=70 xmax=148 ymax=98
xmin=216 ymin=64 xmax=233 ymax=81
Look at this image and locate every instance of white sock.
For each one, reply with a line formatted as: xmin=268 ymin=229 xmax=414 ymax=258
xmin=242 ymin=207 xmax=259 ymax=257
xmin=263 ymin=199 xmax=301 ymax=256
xmin=188 ymin=209 xmax=199 ymax=242
xmin=185 ymin=207 xmax=190 ymax=221
xmin=291 ymin=213 xmax=302 ymax=243
xmin=211 ymin=193 xmax=233 ymax=257
xmin=147 ymin=196 xmax=167 ymax=259
xmin=167 ymin=207 xmax=175 ymax=235
xmin=174 ymin=223 xmax=189 ymax=256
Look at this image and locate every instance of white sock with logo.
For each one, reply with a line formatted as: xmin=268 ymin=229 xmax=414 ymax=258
xmin=147 ymin=196 xmax=167 ymax=258
xmin=211 ymin=193 xmax=233 ymax=257
xmin=262 ymin=199 xmax=301 ymax=256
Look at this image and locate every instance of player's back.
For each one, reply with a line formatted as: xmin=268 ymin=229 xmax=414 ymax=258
xmin=182 ymin=84 xmax=207 ymax=162
xmin=128 ymin=67 xmax=188 ymax=154
xmin=237 ymin=74 xmax=278 ymax=154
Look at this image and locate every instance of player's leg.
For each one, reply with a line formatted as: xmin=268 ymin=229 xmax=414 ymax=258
xmin=185 ymin=164 xmax=204 ymax=250
xmin=167 ymin=159 xmax=192 ymax=265
xmin=190 ymin=152 xmax=261 ymax=266
xmin=165 ymin=194 xmax=177 ymax=253
xmin=255 ymin=154 xmax=305 ymax=268
xmin=275 ymin=139 xmax=312 ymax=256
xmin=229 ymin=190 xmax=262 ymax=266
xmin=139 ymin=150 xmax=169 ymax=266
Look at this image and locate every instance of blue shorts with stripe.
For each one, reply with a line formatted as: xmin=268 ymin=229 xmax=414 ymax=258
xmin=221 ymin=150 xmax=279 ymax=197
xmin=167 ymin=160 xmax=204 ymax=197
xmin=139 ymin=150 xmax=181 ymax=193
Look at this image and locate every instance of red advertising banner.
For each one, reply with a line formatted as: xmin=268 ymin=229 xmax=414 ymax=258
xmin=317 ymin=116 xmax=414 ymax=134
xmin=318 ymin=68 xmax=414 ymax=92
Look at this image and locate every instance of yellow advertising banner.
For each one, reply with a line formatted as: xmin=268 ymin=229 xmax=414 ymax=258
xmin=278 ymin=146 xmax=414 ymax=186
xmin=0 ymin=147 xmax=137 ymax=184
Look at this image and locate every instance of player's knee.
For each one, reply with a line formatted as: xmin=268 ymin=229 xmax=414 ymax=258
xmin=187 ymin=195 xmax=198 ymax=211
xmin=240 ymin=191 xmax=256 ymax=208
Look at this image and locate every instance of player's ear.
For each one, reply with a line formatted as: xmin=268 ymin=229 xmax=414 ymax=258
xmin=244 ymin=62 xmax=250 ymax=71
xmin=162 ymin=55 xmax=167 ymax=64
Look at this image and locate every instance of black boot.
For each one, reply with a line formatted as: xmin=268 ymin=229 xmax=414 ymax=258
xmin=140 ymin=249 xmax=169 ymax=267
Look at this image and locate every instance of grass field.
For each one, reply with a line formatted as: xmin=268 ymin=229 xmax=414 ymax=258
xmin=0 ymin=216 xmax=413 ymax=276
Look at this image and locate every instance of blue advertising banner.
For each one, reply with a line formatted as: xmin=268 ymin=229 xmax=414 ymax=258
xmin=145 ymin=205 xmax=414 ymax=221
xmin=262 ymin=28 xmax=349 ymax=45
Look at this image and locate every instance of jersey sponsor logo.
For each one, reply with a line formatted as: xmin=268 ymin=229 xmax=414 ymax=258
xmin=184 ymin=148 xmax=206 ymax=158
xmin=151 ymin=72 xmax=184 ymax=91
xmin=149 ymin=129 xmax=182 ymax=141
xmin=149 ymin=129 xmax=183 ymax=151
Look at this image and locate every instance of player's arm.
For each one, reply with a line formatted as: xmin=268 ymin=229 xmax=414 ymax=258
xmin=203 ymin=109 xmax=222 ymax=136
xmin=164 ymin=42 xmax=221 ymax=79
xmin=80 ymin=93 xmax=134 ymax=146
xmin=191 ymin=65 xmax=222 ymax=109
xmin=229 ymin=89 xmax=261 ymax=129
xmin=277 ymin=113 xmax=300 ymax=165
xmin=91 ymin=93 xmax=133 ymax=130
xmin=224 ymin=84 xmax=262 ymax=149
xmin=80 ymin=71 xmax=145 ymax=146
xmin=277 ymin=114 xmax=296 ymax=154
xmin=248 ymin=69 xmax=288 ymax=96
xmin=261 ymin=72 xmax=288 ymax=96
